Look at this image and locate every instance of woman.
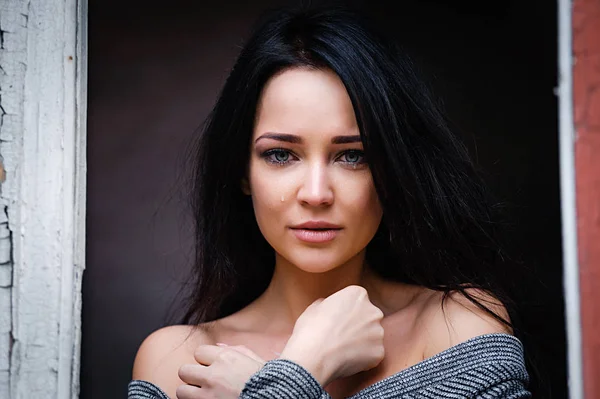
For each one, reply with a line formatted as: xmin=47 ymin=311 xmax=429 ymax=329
xmin=129 ymin=3 xmax=530 ymax=398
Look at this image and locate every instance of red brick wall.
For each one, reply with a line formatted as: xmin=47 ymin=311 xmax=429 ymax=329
xmin=573 ymin=1 xmax=600 ymax=397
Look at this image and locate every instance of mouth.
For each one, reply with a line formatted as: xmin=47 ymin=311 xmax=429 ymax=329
xmin=290 ymin=221 xmax=342 ymax=230
xmin=289 ymin=221 xmax=342 ymax=243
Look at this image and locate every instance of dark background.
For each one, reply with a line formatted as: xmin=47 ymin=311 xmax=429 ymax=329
xmin=83 ymin=0 xmax=565 ymax=398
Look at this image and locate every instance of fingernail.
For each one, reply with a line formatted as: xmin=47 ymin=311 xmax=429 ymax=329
xmin=216 ymin=342 xmax=228 ymax=347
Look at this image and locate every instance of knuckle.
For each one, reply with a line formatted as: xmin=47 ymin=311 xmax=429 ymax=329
xmin=375 ymin=327 xmax=385 ymax=341
xmin=194 ymin=345 xmax=207 ymax=359
xmin=215 ymin=352 xmax=226 ymax=363
xmin=376 ymin=346 xmax=385 ymax=361
xmin=369 ymin=309 xmax=383 ymax=322
xmin=350 ymin=287 xmax=367 ymax=301
xmin=353 ymin=285 xmax=367 ymax=294
xmin=178 ymin=364 xmax=191 ymax=380
xmin=345 ymin=285 xmax=363 ymax=295
xmin=219 ymin=349 xmax=237 ymax=362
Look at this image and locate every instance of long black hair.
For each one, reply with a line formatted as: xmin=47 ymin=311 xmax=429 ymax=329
xmin=181 ymin=3 xmax=517 ymax=331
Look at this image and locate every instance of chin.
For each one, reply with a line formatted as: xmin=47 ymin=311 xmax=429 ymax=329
xmin=293 ymin=262 xmax=340 ymax=274
xmin=279 ymin=247 xmax=359 ymax=274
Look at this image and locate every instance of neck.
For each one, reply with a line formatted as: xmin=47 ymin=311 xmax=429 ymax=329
xmin=256 ymin=250 xmax=380 ymax=333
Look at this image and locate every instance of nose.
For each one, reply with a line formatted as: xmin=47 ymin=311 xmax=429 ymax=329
xmin=297 ymin=162 xmax=334 ymax=207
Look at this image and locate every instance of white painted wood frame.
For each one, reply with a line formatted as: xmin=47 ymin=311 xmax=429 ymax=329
xmin=0 ymin=0 xmax=87 ymax=398
xmin=557 ymin=0 xmax=584 ymax=398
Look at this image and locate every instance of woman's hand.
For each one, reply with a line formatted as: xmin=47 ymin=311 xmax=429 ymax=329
xmin=280 ymin=285 xmax=385 ymax=387
xmin=176 ymin=344 xmax=265 ymax=399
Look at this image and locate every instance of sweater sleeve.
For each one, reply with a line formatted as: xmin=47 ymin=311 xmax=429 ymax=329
xmin=128 ymin=380 xmax=170 ymax=399
xmin=241 ymin=359 xmax=332 ymax=399
xmin=475 ymin=381 xmax=531 ymax=399
xmin=127 ymin=361 xmax=331 ymax=399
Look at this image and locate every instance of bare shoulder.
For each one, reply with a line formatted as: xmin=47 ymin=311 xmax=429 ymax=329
xmin=132 ymin=325 xmax=213 ymax=394
xmin=419 ymin=288 xmax=512 ymax=358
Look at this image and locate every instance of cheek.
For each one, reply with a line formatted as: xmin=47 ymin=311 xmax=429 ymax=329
xmin=248 ymin=167 xmax=293 ymax=229
xmin=337 ymin=174 xmax=383 ymax=224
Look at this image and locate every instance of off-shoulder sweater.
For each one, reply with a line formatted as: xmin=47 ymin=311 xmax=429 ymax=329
xmin=128 ymin=333 xmax=530 ymax=398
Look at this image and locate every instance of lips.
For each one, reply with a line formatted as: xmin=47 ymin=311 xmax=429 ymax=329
xmin=290 ymin=221 xmax=342 ymax=230
xmin=289 ymin=221 xmax=342 ymax=243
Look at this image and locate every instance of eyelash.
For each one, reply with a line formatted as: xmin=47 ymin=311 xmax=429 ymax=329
xmin=261 ymin=149 xmax=366 ymax=167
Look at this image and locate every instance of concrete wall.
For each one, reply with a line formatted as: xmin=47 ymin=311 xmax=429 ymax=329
xmin=83 ymin=1 xmax=566 ymax=398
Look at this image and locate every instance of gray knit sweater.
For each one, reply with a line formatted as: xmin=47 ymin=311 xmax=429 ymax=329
xmin=128 ymin=333 xmax=530 ymax=398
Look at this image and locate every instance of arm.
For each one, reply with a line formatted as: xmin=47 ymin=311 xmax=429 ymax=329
xmin=128 ymin=355 xmax=333 ymax=399
xmin=128 ymin=380 xmax=170 ymax=399
xmin=241 ymin=359 xmax=332 ymax=399
xmin=178 ymin=344 xmax=333 ymax=399
xmin=179 ymin=286 xmax=384 ymax=399
xmin=130 ymin=325 xmax=210 ymax=398
xmin=420 ymin=290 xmax=531 ymax=399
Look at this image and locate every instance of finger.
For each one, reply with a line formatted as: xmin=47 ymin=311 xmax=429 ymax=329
xmin=175 ymin=383 xmax=203 ymax=399
xmin=340 ymin=285 xmax=367 ymax=297
xmin=194 ymin=344 xmax=226 ymax=366
xmin=302 ymin=298 xmax=324 ymax=310
xmin=228 ymin=345 xmax=265 ymax=363
xmin=178 ymin=363 xmax=209 ymax=386
xmin=311 ymin=298 xmax=324 ymax=306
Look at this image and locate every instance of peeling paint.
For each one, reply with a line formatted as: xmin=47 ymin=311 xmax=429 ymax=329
xmin=0 ymin=157 xmax=5 ymax=183
xmin=0 ymin=1 xmax=17 ymax=396
xmin=0 ymin=207 xmax=13 ymax=287
xmin=0 ymin=0 xmax=87 ymax=398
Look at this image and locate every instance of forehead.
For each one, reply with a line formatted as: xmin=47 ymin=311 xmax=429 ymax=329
xmin=254 ymin=68 xmax=359 ymax=138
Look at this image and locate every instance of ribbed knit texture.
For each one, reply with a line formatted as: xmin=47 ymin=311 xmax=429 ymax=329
xmin=128 ymin=380 xmax=170 ymax=399
xmin=128 ymin=333 xmax=530 ymax=398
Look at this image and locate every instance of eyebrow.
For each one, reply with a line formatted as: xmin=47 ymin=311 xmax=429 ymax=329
xmin=331 ymin=135 xmax=362 ymax=144
xmin=255 ymin=133 xmax=302 ymax=144
xmin=255 ymin=133 xmax=362 ymax=144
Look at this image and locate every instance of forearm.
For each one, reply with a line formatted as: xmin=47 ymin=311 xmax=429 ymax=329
xmin=241 ymin=359 xmax=332 ymax=399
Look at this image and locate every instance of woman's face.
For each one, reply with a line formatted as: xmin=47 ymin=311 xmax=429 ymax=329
xmin=247 ymin=67 xmax=383 ymax=273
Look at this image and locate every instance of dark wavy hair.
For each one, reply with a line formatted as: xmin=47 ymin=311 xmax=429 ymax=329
xmin=180 ymin=3 xmax=517 ymax=332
